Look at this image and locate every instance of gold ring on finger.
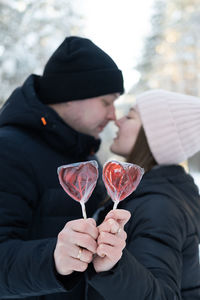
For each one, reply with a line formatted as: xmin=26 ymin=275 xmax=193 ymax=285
xmin=77 ymin=248 xmax=82 ymax=260
xmin=117 ymin=228 xmax=122 ymax=234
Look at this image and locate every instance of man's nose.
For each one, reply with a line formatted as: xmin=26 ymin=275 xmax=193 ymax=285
xmin=107 ymin=105 xmax=116 ymax=121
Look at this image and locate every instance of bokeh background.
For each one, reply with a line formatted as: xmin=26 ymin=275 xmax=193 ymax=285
xmin=1 ymin=0 xmax=200 ymax=187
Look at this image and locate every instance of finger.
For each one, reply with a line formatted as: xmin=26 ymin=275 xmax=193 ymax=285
xmin=65 ymin=218 xmax=98 ymax=240
xmin=68 ymin=257 xmax=89 ymax=273
xmin=105 ymin=209 xmax=131 ymax=227
xmin=64 ymin=244 xmax=94 ymax=263
xmin=58 ymin=228 xmax=97 ymax=253
xmin=98 ymin=231 xmax=126 ymax=248
xmin=98 ymin=218 xmax=120 ymax=234
xmin=117 ymin=228 xmax=127 ymax=240
xmin=97 ymin=244 xmax=123 ymax=260
xmin=73 ymin=247 xmax=94 ymax=263
xmin=98 ymin=231 xmax=117 ymax=246
xmin=72 ymin=231 xmax=97 ymax=253
xmin=58 ymin=230 xmax=97 ymax=253
xmin=54 ymin=246 xmax=89 ymax=275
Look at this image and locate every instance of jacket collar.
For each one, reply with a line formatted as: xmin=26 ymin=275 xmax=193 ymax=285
xmin=1 ymin=75 xmax=101 ymax=158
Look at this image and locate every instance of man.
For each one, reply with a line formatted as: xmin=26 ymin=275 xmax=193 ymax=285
xmin=0 ymin=36 xmax=124 ymax=299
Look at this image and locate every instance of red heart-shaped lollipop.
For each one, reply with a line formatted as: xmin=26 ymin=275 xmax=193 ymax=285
xmin=58 ymin=160 xmax=98 ymax=218
xmin=103 ymin=160 xmax=144 ymax=208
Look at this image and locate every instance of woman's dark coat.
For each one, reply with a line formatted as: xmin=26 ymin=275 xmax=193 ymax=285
xmin=88 ymin=165 xmax=200 ymax=300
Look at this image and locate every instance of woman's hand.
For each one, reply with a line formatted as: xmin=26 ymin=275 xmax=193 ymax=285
xmin=93 ymin=209 xmax=131 ymax=273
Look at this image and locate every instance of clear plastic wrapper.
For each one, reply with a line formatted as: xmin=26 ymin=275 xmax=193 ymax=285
xmin=102 ymin=160 xmax=144 ymax=209
xmin=57 ymin=160 xmax=99 ymax=219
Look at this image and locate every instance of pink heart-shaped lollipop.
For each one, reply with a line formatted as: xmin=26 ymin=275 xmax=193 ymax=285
xmin=58 ymin=160 xmax=98 ymax=204
xmin=103 ymin=161 xmax=144 ymax=206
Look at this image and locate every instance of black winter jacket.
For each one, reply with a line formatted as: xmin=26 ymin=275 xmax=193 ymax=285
xmin=87 ymin=165 xmax=200 ymax=300
xmin=0 ymin=75 xmax=106 ymax=299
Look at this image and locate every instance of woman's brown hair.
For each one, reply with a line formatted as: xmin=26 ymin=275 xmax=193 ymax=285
xmin=126 ymin=126 xmax=157 ymax=172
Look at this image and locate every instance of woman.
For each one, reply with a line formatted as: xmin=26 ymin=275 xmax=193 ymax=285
xmin=87 ymin=89 xmax=200 ymax=300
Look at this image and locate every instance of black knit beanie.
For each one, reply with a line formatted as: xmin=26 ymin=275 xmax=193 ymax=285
xmin=36 ymin=36 xmax=124 ymax=104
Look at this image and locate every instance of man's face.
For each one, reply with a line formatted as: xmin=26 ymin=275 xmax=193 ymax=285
xmin=49 ymin=93 xmax=120 ymax=138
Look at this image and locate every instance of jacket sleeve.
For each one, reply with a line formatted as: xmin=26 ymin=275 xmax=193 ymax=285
xmin=0 ymin=139 xmax=80 ymax=298
xmin=87 ymin=194 xmax=186 ymax=300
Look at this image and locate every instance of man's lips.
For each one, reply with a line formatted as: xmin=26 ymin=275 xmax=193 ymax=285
xmin=98 ymin=123 xmax=108 ymax=131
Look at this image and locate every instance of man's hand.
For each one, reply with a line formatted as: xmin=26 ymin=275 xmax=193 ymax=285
xmin=54 ymin=218 xmax=98 ymax=275
xmin=93 ymin=209 xmax=131 ymax=273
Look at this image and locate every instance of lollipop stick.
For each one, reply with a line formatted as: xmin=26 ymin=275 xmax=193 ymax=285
xmin=80 ymin=202 xmax=87 ymax=219
xmin=113 ymin=200 xmax=119 ymax=210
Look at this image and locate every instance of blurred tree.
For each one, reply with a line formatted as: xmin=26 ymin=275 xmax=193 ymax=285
xmin=0 ymin=0 xmax=83 ymax=104
xmin=130 ymin=0 xmax=200 ymax=95
xmin=129 ymin=0 xmax=200 ymax=187
xmin=130 ymin=0 xmax=166 ymax=94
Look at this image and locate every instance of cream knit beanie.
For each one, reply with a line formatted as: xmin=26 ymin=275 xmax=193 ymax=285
xmin=136 ymin=89 xmax=200 ymax=164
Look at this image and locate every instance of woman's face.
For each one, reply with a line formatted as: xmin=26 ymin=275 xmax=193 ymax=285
xmin=110 ymin=108 xmax=142 ymax=158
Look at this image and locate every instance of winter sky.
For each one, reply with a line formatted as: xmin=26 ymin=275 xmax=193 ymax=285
xmin=82 ymin=0 xmax=155 ymax=92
